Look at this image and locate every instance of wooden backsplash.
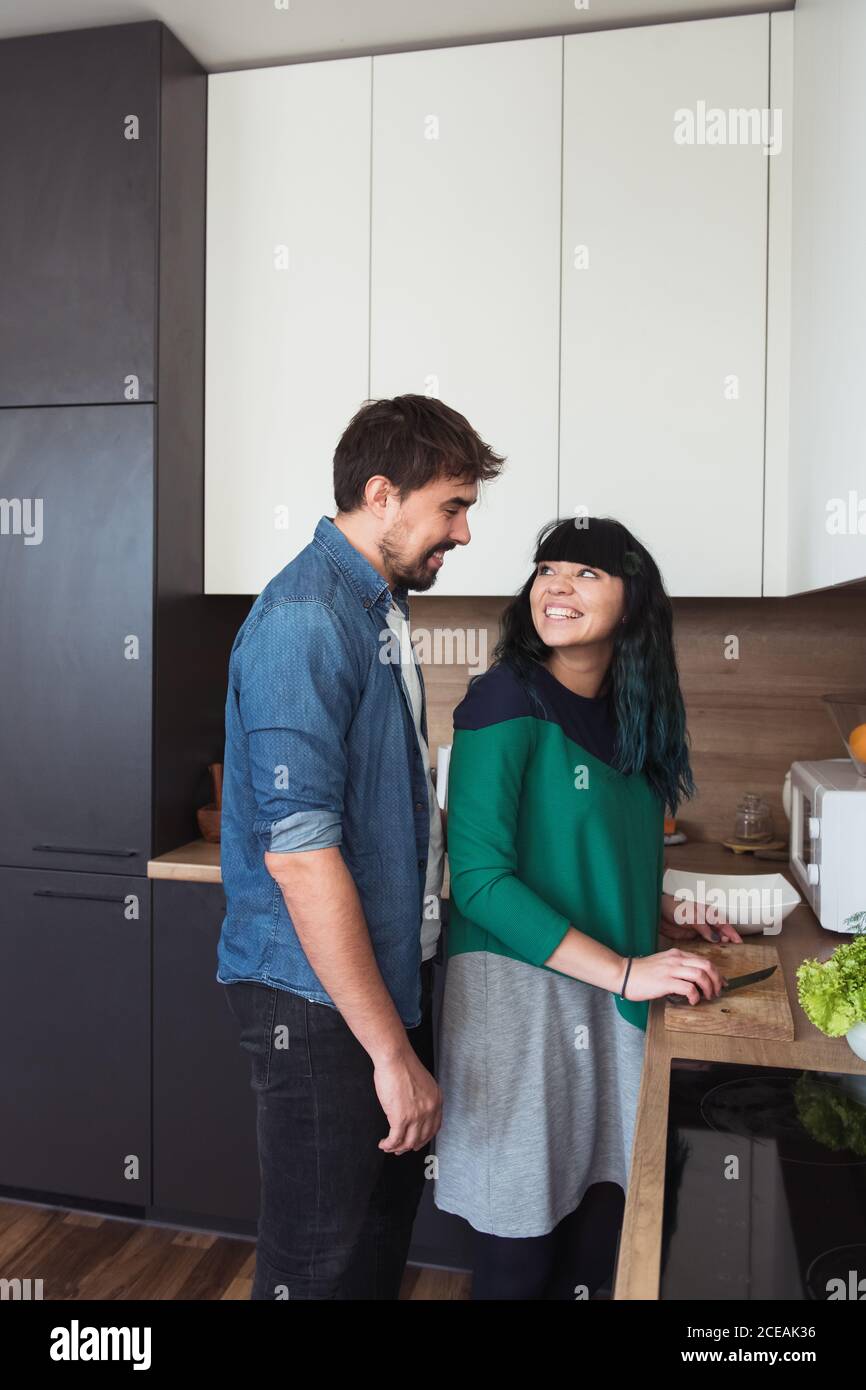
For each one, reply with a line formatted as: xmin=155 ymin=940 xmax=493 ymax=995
xmin=410 ymin=587 xmax=866 ymax=845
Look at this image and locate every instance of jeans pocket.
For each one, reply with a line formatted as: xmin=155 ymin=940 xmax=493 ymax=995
xmin=224 ymin=981 xmax=279 ymax=1092
xmin=270 ymin=987 xmax=313 ymax=1081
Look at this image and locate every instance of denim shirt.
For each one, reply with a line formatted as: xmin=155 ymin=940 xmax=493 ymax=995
xmin=216 ymin=515 xmax=432 ymax=1027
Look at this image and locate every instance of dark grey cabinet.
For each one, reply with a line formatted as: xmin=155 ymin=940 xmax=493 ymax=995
xmin=152 ymin=880 xmax=259 ymax=1229
xmin=0 ymin=23 xmax=160 ymax=406
xmin=0 ymin=406 xmax=154 ymax=875
xmin=0 ymin=866 xmax=149 ymax=1204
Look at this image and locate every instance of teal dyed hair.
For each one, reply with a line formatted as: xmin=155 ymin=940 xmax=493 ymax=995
xmin=493 ymin=515 xmax=696 ymax=814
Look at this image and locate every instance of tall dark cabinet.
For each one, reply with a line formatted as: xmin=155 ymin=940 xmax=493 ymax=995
xmin=0 ymin=407 xmax=154 ymax=874
xmin=0 ymin=21 xmax=250 ymax=1210
xmin=0 ymin=24 xmax=159 ymax=407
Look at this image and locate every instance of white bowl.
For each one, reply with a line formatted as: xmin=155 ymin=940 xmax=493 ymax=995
xmin=662 ymin=868 xmax=802 ymax=936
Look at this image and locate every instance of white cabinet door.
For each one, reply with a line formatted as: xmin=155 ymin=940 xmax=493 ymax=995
xmin=788 ymin=0 xmax=866 ymax=593
xmin=205 ymin=59 xmax=371 ymax=595
xmin=370 ymin=38 xmax=562 ymax=597
xmin=560 ymin=16 xmax=769 ymax=598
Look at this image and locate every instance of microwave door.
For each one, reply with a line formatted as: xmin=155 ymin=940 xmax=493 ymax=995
xmin=790 ymin=774 xmax=821 ymax=916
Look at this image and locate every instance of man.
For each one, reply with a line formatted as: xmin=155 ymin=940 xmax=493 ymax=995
xmin=217 ymin=394 xmax=505 ymax=1299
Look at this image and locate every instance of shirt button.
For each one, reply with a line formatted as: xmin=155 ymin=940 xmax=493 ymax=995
xmin=415 ymin=801 xmax=424 ymax=811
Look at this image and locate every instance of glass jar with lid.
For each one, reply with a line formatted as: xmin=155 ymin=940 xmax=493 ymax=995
xmin=734 ymin=793 xmax=773 ymax=843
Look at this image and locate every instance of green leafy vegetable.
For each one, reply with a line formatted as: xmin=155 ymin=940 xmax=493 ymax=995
xmin=796 ymin=934 xmax=866 ymax=1036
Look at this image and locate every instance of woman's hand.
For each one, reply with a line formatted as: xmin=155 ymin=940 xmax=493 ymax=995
xmin=658 ymin=891 xmax=743 ymax=946
xmin=624 ymin=947 xmax=728 ymax=1006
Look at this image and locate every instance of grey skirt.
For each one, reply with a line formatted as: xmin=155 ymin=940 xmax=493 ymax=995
xmin=432 ymin=951 xmax=647 ymax=1238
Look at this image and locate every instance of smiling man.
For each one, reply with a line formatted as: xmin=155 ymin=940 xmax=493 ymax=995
xmin=217 ymin=394 xmax=505 ymax=1300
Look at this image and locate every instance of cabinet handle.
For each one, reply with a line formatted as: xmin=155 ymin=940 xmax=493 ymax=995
xmin=33 ymin=890 xmax=129 ymax=905
xmin=32 ymin=844 xmax=138 ymax=858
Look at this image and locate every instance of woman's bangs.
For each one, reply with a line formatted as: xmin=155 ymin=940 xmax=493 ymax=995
xmin=533 ymin=517 xmax=632 ymax=579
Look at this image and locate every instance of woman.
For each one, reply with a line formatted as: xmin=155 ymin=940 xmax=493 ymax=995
xmin=433 ymin=516 xmax=742 ymax=1300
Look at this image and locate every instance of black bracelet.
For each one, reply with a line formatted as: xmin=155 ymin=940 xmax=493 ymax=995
xmin=620 ymin=956 xmax=634 ymax=999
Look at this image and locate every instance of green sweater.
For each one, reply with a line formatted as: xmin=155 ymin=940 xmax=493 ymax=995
xmin=446 ymin=659 xmax=665 ymax=1030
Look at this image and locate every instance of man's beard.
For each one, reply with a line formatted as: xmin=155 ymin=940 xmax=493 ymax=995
xmin=379 ymin=525 xmax=449 ymax=592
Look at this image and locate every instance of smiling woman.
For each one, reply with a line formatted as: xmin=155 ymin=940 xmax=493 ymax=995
xmin=514 ymin=517 xmax=696 ymax=810
xmin=534 ymin=557 xmax=625 ymax=648
xmin=432 ymin=515 xmax=724 ymax=1300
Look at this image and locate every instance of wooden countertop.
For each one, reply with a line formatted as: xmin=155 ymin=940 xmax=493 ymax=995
xmin=613 ymin=839 xmax=866 ymax=1301
xmin=148 ymin=838 xmax=221 ymax=883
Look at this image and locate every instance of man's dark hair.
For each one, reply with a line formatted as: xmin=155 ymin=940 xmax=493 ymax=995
xmin=333 ymin=394 xmax=505 ymax=512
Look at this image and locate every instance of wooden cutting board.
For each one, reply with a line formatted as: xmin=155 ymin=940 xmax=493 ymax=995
xmin=663 ymin=941 xmax=794 ymax=1040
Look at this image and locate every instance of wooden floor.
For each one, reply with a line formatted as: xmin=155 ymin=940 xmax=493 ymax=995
xmin=0 ymin=1199 xmax=472 ymax=1300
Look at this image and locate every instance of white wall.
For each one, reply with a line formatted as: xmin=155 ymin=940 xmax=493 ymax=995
xmin=788 ymin=0 xmax=866 ymax=592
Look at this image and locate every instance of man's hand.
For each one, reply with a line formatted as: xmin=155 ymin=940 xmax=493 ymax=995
xmin=373 ymin=1045 xmax=442 ymax=1155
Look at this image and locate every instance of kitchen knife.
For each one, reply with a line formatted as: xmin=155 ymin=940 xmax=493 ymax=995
xmin=665 ymin=964 xmax=777 ymax=1007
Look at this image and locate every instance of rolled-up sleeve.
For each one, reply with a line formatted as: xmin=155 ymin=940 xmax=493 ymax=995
xmin=237 ymin=600 xmax=357 ymax=854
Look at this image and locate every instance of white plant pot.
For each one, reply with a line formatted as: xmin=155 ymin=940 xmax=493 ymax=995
xmin=846 ymin=1020 xmax=866 ymax=1062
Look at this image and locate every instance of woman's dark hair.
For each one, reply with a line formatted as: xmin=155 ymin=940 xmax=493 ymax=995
xmin=333 ymin=394 xmax=505 ymax=512
xmin=492 ymin=515 xmax=695 ymax=814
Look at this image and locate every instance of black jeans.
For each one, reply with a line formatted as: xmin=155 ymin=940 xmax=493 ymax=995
xmin=224 ymin=960 xmax=435 ymax=1300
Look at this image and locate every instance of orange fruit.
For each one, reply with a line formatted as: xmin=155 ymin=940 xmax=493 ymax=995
xmin=848 ymin=723 xmax=866 ymax=763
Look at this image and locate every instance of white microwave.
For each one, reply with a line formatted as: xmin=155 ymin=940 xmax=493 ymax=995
xmin=789 ymin=759 xmax=866 ymax=933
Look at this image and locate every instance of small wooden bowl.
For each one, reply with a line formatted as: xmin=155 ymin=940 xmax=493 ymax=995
xmin=197 ymin=762 xmax=223 ymax=843
xmin=197 ymin=804 xmax=221 ymax=843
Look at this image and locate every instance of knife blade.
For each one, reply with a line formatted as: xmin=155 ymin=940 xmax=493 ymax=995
xmin=665 ymin=964 xmax=777 ymax=1007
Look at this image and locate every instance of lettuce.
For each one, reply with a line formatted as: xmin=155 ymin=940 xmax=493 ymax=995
xmin=796 ymin=935 xmax=866 ymax=1037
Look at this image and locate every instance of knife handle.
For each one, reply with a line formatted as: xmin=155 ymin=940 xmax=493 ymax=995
xmin=666 ymin=983 xmax=732 ymax=1006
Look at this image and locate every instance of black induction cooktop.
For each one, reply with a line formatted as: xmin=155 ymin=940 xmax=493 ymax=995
xmin=660 ymin=1058 xmax=866 ymax=1300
